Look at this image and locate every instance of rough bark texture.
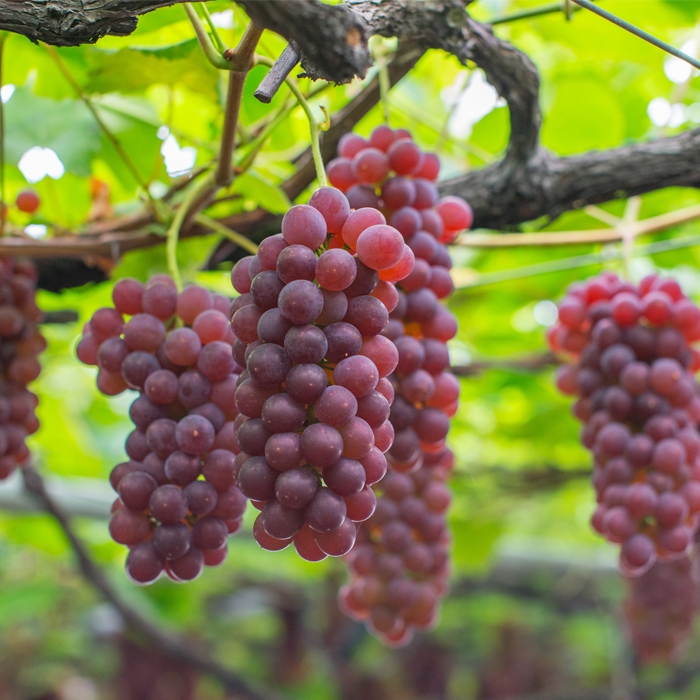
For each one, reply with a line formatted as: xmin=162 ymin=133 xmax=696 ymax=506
xmin=237 ymin=0 xmax=372 ymax=84
xmin=0 ymin=0 xmax=194 ymax=46
xmin=1 ymin=0 xmax=371 ymax=83
xmin=2 ymin=0 xmax=700 ymax=284
xmin=442 ymin=127 xmax=700 ymax=229
xmin=348 ymin=0 xmax=540 ymax=163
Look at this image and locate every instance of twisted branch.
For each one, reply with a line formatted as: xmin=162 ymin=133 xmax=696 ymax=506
xmin=21 ymin=466 xmax=282 ymax=700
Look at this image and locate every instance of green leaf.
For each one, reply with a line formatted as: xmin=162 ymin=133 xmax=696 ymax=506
xmin=86 ymin=40 xmax=218 ymax=99
xmin=3 ymin=88 xmax=101 ymax=177
xmin=231 ymin=172 xmax=292 ymax=214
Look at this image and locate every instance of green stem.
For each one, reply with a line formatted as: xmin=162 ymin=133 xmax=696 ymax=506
xmin=257 ymin=55 xmax=327 ymax=187
xmin=184 ymin=3 xmax=230 ymax=70
xmin=379 ymin=63 xmax=391 ymax=124
xmin=199 ymin=3 xmax=228 ymax=55
xmin=195 ymin=213 xmax=258 ymax=254
xmin=236 ymin=96 xmax=295 ymax=173
xmin=166 ymin=172 xmax=215 ymax=291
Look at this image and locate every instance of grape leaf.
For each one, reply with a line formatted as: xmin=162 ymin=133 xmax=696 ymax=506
xmin=3 ymin=88 xmax=101 ymax=177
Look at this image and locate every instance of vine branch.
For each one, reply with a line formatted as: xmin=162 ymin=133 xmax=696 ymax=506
xmin=21 ymin=465 xmax=281 ymax=700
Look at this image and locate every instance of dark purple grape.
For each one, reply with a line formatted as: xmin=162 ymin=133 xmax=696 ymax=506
xmin=118 ymin=471 xmax=158 ymax=510
xmin=153 ymin=522 xmax=191 ymax=559
xmin=278 ymin=280 xmax=324 ymax=325
xmin=275 ymin=467 xmax=318 ymax=509
xmin=261 ymin=500 xmax=305 ymax=539
xmin=184 ymin=480 xmax=218 ymax=515
xmin=301 ymin=423 xmax=343 ymax=468
xmin=237 ymin=456 xmax=278 ymax=501
xmin=323 ymin=457 xmax=365 ymax=497
xmin=246 ymin=343 xmax=292 ymax=387
xmin=323 ymin=322 xmax=362 ymax=364
xmin=164 ymin=450 xmax=201 ymax=486
xmin=202 ymin=449 xmax=236 ymax=490
xmin=236 ymin=418 xmax=272 ymax=456
xmin=285 ymin=364 xmax=328 ymax=404
xmin=146 ymin=419 xmax=178 ymax=459
xmin=191 ymin=517 xmax=228 ymax=550
xmin=261 ymin=394 xmax=306 ymax=433
xmin=250 ymin=271 xmax=284 ymax=311
xmin=122 ymin=351 xmax=160 ymax=391
xmin=149 ymin=484 xmax=188 ymax=525
xmin=306 ymin=487 xmax=347 ymax=533
xmin=178 ymin=370 xmax=212 ymax=408
xmin=265 ymin=432 xmax=303 ymax=472
xmin=257 ymin=308 xmax=294 ymax=345
xmin=284 ymin=325 xmax=328 ymax=364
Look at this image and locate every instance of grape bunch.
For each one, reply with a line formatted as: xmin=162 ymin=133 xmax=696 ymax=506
xmin=328 ymin=124 xmax=472 ymax=246
xmin=230 ymin=184 xmax=413 ymax=560
xmin=550 ymin=272 xmax=700 ymax=575
xmin=623 ymin=552 xmax=699 ymax=663
xmin=77 ymin=276 xmax=247 ymax=584
xmin=339 ymin=450 xmax=455 ymax=646
xmin=0 ymin=257 xmax=44 ymax=479
xmin=324 ymin=126 xmax=468 ymax=643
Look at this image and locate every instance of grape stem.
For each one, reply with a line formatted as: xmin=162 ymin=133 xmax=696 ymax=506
xmin=198 ymin=2 xmax=228 ymax=56
xmin=166 ymin=172 xmax=215 ymax=291
xmin=256 ymin=55 xmax=327 ymax=188
xmin=216 ymin=23 xmax=264 ymax=187
xmin=183 ymin=3 xmax=231 ymax=70
xmin=20 ymin=466 xmax=278 ymax=700
xmin=185 ymin=6 xmax=263 ymax=187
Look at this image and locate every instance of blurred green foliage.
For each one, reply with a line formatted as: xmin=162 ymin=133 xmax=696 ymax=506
xmin=1 ymin=0 xmax=700 ymax=697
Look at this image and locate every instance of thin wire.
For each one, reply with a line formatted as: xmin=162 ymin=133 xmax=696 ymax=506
xmin=488 ymin=0 xmax=584 ymax=25
xmin=456 ymin=234 xmax=700 ymax=290
xmin=571 ymin=0 xmax=700 ymax=71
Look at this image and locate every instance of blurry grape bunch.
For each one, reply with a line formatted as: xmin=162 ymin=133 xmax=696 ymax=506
xmin=329 ymin=125 xmax=469 ymax=645
xmin=77 ymin=277 xmax=247 ymax=583
xmin=624 ymin=551 xmax=699 ymax=663
xmin=549 ymin=272 xmax=700 ymax=575
xmin=0 ymin=258 xmax=45 ymax=478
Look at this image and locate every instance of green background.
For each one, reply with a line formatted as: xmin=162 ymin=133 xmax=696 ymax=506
xmin=2 ymin=0 xmax=700 ymax=697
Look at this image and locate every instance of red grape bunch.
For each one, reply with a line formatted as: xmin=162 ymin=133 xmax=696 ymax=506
xmin=77 ymin=276 xmax=246 ymax=584
xmin=623 ymin=552 xmax=699 ymax=664
xmin=550 ymin=272 xmax=700 ymax=575
xmin=328 ymin=123 xmax=473 ymax=245
xmin=231 ymin=184 xmax=412 ymax=560
xmin=326 ymin=127 xmax=468 ymax=644
xmin=0 ymin=257 xmax=44 ymax=479
xmin=339 ymin=450 xmax=455 ymax=647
